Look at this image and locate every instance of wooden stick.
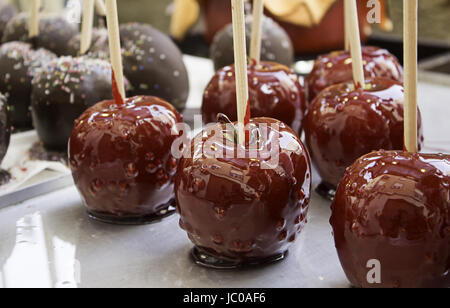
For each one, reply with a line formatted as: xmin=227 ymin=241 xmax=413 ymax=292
xmin=403 ymin=0 xmax=418 ymax=152
xmin=95 ymin=0 xmax=107 ymax=17
xmin=250 ymin=0 xmax=264 ymax=64
xmin=345 ymin=0 xmax=365 ymax=88
xmin=105 ymin=0 xmax=126 ymax=103
xmin=344 ymin=0 xmax=350 ymax=51
xmin=29 ymin=0 xmax=40 ymax=38
xmin=80 ymin=0 xmax=95 ymax=55
xmin=231 ymin=0 xmax=249 ymax=146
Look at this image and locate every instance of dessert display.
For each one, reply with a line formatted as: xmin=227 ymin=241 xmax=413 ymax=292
xmin=31 ymin=56 xmax=116 ymax=151
xmin=69 ymin=96 xmax=183 ymax=224
xmin=304 ymin=77 xmax=424 ymax=197
xmin=0 ymin=2 xmax=16 ymax=39
xmin=330 ymin=151 xmax=450 ymax=288
xmin=330 ymin=0 xmax=449 ymax=288
xmin=120 ymin=23 xmax=189 ymax=112
xmin=2 ymin=12 xmax=77 ymax=56
xmin=176 ymin=0 xmax=312 ymax=268
xmin=210 ymin=16 xmax=294 ymax=71
xmin=0 ymin=42 xmax=56 ymax=129
xmin=305 ymin=46 xmax=404 ymax=102
xmin=202 ymin=61 xmax=306 ymax=134
xmin=0 ymin=93 xmax=11 ymax=185
xmin=69 ymin=0 xmax=184 ymax=224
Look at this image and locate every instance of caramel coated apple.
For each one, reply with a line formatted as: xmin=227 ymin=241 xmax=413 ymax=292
xmin=202 ymin=61 xmax=307 ymax=135
xmin=69 ymin=96 xmax=183 ymax=224
xmin=331 ymin=150 xmax=450 ymax=288
xmin=304 ymin=78 xmax=424 ymax=192
xmin=175 ymin=118 xmax=311 ymax=268
xmin=305 ymin=46 xmax=403 ymax=103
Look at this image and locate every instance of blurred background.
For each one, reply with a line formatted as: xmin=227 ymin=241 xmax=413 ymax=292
xmin=7 ymin=0 xmax=450 ymax=64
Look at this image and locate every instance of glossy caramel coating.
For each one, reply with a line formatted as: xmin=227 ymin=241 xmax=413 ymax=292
xmin=331 ymin=151 xmax=450 ymax=288
xmin=305 ymin=78 xmax=424 ymax=188
xmin=202 ymin=61 xmax=306 ymax=135
xmin=305 ymin=46 xmax=403 ymax=103
xmin=69 ymin=96 xmax=183 ymax=220
xmin=175 ymin=118 xmax=312 ymax=263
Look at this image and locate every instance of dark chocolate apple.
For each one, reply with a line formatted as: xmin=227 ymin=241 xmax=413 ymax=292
xmin=331 ymin=150 xmax=450 ymax=288
xmin=0 ymin=41 xmax=56 ymax=129
xmin=0 ymin=93 xmax=11 ymax=185
xmin=69 ymin=96 xmax=183 ymax=224
xmin=304 ymin=78 xmax=424 ymax=196
xmin=31 ymin=56 xmax=118 ymax=151
xmin=305 ymin=46 xmax=403 ymax=103
xmin=120 ymin=23 xmax=189 ymax=112
xmin=2 ymin=12 xmax=78 ymax=56
xmin=202 ymin=61 xmax=307 ymax=135
xmin=66 ymin=28 xmax=109 ymax=57
xmin=175 ymin=118 xmax=312 ymax=268
xmin=0 ymin=3 xmax=16 ymax=39
xmin=210 ymin=15 xmax=294 ymax=71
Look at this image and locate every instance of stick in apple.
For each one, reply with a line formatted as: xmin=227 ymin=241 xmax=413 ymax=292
xmin=80 ymin=0 xmax=95 ymax=55
xmin=231 ymin=0 xmax=250 ymax=146
xmin=105 ymin=0 xmax=126 ymax=104
xmin=29 ymin=0 xmax=40 ymax=39
xmin=345 ymin=0 xmax=365 ymax=88
xmin=403 ymin=0 xmax=418 ymax=152
xmin=250 ymin=0 xmax=264 ymax=64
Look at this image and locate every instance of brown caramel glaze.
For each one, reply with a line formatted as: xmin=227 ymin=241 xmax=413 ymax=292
xmin=202 ymin=61 xmax=306 ymax=136
xmin=305 ymin=46 xmax=403 ymax=103
xmin=175 ymin=118 xmax=312 ymax=264
xmin=331 ymin=150 xmax=450 ymax=288
xmin=69 ymin=96 xmax=183 ymax=222
xmin=2 ymin=12 xmax=77 ymax=56
xmin=0 ymin=42 xmax=56 ymax=129
xmin=305 ymin=77 xmax=424 ymax=189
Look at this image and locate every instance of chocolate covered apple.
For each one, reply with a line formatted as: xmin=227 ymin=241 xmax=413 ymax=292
xmin=69 ymin=96 xmax=183 ymax=224
xmin=31 ymin=56 xmax=116 ymax=151
xmin=66 ymin=28 xmax=109 ymax=57
xmin=304 ymin=77 xmax=424 ymax=199
xmin=330 ymin=150 xmax=450 ymax=288
xmin=210 ymin=15 xmax=294 ymax=71
xmin=0 ymin=93 xmax=11 ymax=184
xmin=2 ymin=13 xmax=77 ymax=56
xmin=305 ymin=46 xmax=403 ymax=103
xmin=0 ymin=3 xmax=16 ymax=39
xmin=175 ymin=118 xmax=312 ymax=268
xmin=202 ymin=61 xmax=307 ymax=135
xmin=0 ymin=41 xmax=56 ymax=129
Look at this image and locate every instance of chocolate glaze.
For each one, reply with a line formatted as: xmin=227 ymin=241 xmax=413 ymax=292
xmin=331 ymin=150 xmax=450 ymax=288
xmin=120 ymin=23 xmax=189 ymax=112
xmin=305 ymin=77 xmax=424 ymax=189
xmin=66 ymin=28 xmax=110 ymax=57
xmin=0 ymin=93 xmax=10 ymax=164
xmin=202 ymin=61 xmax=307 ymax=136
xmin=2 ymin=12 xmax=77 ymax=56
xmin=69 ymin=96 xmax=183 ymax=223
xmin=0 ymin=42 xmax=56 ymax=129
xmin=175 ymin=118 xmax=312 ymax=265
xmin=210 ymin=16 xmax=294 ymax=71
xmin=0 ymin=4 xmax=16 ymax=39
xmin=31 ymin=56 xmax=116 ymax=151
xmin=305 ymin=46 xmax=403 ymax=103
